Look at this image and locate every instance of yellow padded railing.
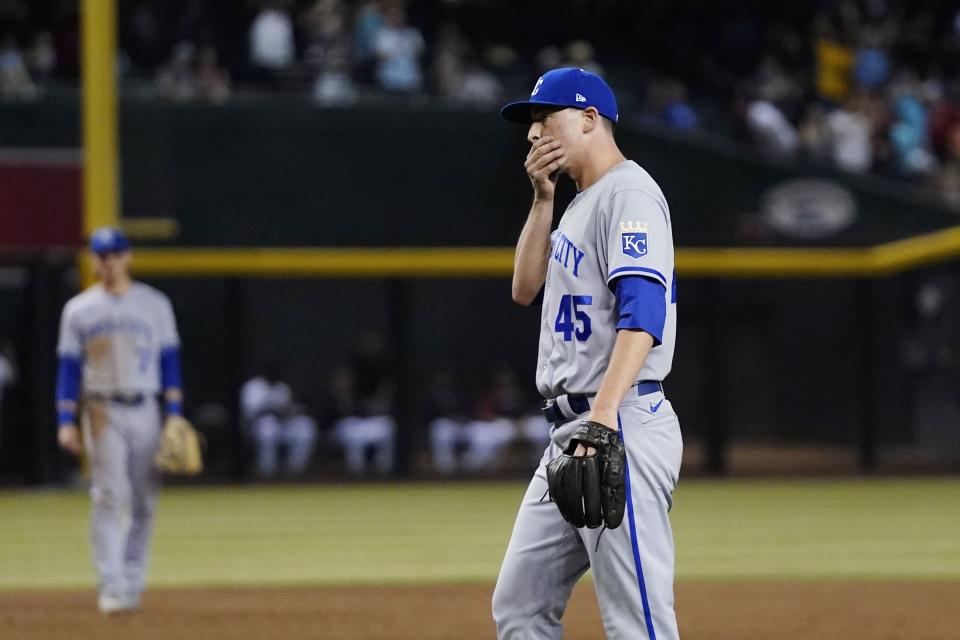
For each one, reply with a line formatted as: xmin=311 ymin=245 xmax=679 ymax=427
xmin=108 ymin=225 xmax=960 ymax=279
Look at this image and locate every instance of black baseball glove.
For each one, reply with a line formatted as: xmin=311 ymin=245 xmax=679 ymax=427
xmin=546 ymin=421 xmax=627 ymax=529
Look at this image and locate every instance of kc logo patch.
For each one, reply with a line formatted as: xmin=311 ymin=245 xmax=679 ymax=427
xmin=620 ymin=221 xmax=648 ymax=258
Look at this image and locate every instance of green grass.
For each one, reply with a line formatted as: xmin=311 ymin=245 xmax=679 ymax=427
xmin=0 ymin=478 xmax=957 ymax=590
xmin=674 ymin=478 xmax=960 ymax=580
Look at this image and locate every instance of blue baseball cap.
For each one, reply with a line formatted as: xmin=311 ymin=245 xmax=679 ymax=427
xmin=89 ymin=226 xmax=130 ymax=254
xmin=500 ymin=67 xmax=618 ymax=124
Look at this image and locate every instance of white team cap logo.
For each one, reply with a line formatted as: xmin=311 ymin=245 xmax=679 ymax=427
xmin=575 ymin=93 xmax=587 ymax=103
xmin=531 ymin=76 xmax=544 ymax=96
xmin=93 ymin=228 xmax=115 ymax=242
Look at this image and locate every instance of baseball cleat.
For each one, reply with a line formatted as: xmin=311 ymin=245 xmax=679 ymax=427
xmin=98 ymin=593 xmax=138 ymax=615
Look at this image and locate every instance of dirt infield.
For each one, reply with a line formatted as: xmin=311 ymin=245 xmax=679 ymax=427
xmin=3 ymin=581 xmax=958 ymax=639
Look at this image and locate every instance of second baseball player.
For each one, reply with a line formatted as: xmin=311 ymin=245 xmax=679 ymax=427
xmin=56 ymin=227 xmax=185 ymax=614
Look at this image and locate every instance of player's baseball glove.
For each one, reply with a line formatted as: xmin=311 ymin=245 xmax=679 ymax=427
xmin=154 ymin=415 xmax=203 ymax=475
xmin=546 ymin=421 xmax=626 ymax=529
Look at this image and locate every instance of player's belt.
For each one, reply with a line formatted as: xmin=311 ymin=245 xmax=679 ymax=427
xmin=86 ymin=392 xmax=147 ymax=406
xmin=542 ymin=380 xmax=663 ymax=425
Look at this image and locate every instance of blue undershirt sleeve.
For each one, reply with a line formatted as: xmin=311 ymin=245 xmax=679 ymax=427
xmin=160 ymin=346 xmax=183 ymax=391
xmin=160 ymin=347 xmax=183 ymax=415
xmin=613 ymin=275 xmax=666 ymax=346
xmin=55 ymin=355 xmax=82 ymax=425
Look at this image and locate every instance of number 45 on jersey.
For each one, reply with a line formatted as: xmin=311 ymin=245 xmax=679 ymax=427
xmin=555 ymin=295 xmax=592 ymax=342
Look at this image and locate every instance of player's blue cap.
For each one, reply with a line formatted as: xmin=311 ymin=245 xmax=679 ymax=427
xmin=500 ymin=67 xmax=618 ymax=124
xmin=89 ymin=226 xmax=130 ymax=254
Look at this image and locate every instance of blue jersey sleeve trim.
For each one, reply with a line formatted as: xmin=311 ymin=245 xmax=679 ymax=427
xmin=608 ymin=266 xmax=667 ymax=287
xmin=55 ymin=355 xmax=81 ymax=403
xmin=55 ymin=355 xmax=82 ymax=424
xmin=613 ymin=276 xmax=666 ymax=345
xmin=160 ymin=346 xmax=183 ymax=392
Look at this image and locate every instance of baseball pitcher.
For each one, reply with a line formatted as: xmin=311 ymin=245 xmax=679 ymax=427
xmin=56 ymin=227 xmax=196 ymax=614
xmin=493 ymin=68 xmax=683 ymax=639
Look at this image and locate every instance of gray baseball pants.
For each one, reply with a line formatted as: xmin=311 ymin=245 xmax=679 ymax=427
xmin=82 ymin=397 xmax=162 ymax=601
xmin=493 ymin=390 xmax=683 ymax=639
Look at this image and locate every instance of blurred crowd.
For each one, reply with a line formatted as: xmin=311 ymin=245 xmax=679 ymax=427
xmin=3 ymin=0 xmax=960 ymax=200
xmin=236 ymin=332 xmax=546 ymax=478
xmin=424 ymin=364 xmax=549 ymax=476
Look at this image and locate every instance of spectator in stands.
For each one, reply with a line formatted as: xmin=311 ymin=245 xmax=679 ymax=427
xmin=930 ymin=90 xmax=960 ymax=164
xmin=196 ymin=45 xmax=231 ymax=103
xmin=429 ymin=364 xmax=546 ymax=474
xmin=433 ymin=22 xmax=465 ymax=99
xmin=334 ymin=410 xmax=396 ymax=474
xmin=755 ymin=56 xmax=799 ymax=105
xmin=0 ymin=343 xmax=16 ymax=452
xmin=901 ymin=271 xmax=960 ymax=378
xmin=825 ymin=90 xmax=874 ymax=173
xmin=0 ymin=34 xmax=36 ymax=100
xmin=460 ymin=393 xmax=515 ymax=472
xmin=799 ymin=103 xmax=832 ymax=163
xmin=889 ymin=75 xmax=938 ymax=177
xmin=448 ymin=55 xmax=502 ymax=106
xmin=433 ymin=22 xmax=503 ymax=106
xmin=813 ymin=15 xmax=855 ymax=105
xmin=315 ymin=363 xmax=353 ymax=428
xmin=853 ymin=28 xmax=890 ymax=91
xmin=13 ymin=0 xmax=960 ymax=202
xmin=373 ymin=2 xmax=424 ymax=94
xmin=937 ymin=162 xmax=960 ymax=207
xmin=931 ymin=90 xmax=960 ymax=206
xmin=488 ymin=364 xmax=550 ymax=467
xmin=312 ymin=46 xmax=357 ymax=105
xmin=156 ymin=42 xmax=230 ymax=103
xmin=535 ymin=45 xmax=562 ymax=73
xmin=26 ymin=31 xmax=55 ymax=80
xmin=646 ymin=78 xmax=699 ymax=131
xmin=241 ymin=363 xmax=318 ymax=477
xmin=520 ymin=412 xmax=552 ymax=467
xmin=302 ymin=0 xmax=356 ymax=105
xmin=426 ymin=367 xmax=466 ymax=475
xmin=461 ymin=365 xmax=542 ymax=472
xmin=123 ymin=2 xmax=164 ymax=75
xmin=744 ymin=92 xmax=799 ymax=158
xmin=353 ymin=0 xmax=385 ymax=84
xmin=563 ymin=40 xmax=603 ymax=77
xmin=155 ymin=41 xmax=197 ymax=102
xmin=249 ymin=0 xmax=295 ymax=73
xmin=332 ymin=331 xmax=396 ymax=475
xmin=301 ymin=0 xmax=346 ymax=66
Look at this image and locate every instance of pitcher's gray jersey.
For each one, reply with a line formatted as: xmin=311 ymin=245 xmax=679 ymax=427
xmin=57 ymin=282 xmax=180 ymax=395
xmin=536 ymin=160 xmax=676 ymax=398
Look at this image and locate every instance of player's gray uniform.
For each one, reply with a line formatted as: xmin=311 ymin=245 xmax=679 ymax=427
xmin=494 ymin=161 xmax=682 ymax=639
xmin=57 ymin=282 xmax=180 ymax=601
